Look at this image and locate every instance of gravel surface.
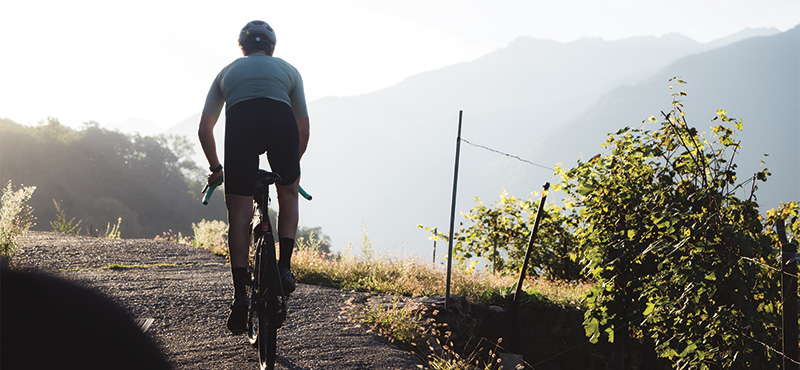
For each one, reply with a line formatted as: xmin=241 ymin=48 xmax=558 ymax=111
xmin=14 ymin=231 xmax=424 ymax=370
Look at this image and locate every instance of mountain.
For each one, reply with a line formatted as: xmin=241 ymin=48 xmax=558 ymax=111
xmin=531 ymin=26 xmax=799 ymax=211
xmin=165 ymin=27 xmax=799 ymax=256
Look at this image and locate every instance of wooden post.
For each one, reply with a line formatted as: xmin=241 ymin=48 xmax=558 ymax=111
xmin=778 ymin=218 xmax=799 ymax=370
xmin=514 ymin=182 xmax=550 ymax=302
xmin=445 ymin=111 xmax=463 ymax=311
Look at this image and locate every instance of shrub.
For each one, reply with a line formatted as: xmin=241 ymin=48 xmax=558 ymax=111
xmin=0 ymin=181 xmax=36 ymax=263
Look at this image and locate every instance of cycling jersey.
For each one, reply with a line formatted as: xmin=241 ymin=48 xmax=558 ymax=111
xmin=203 ymin=54 xmax=308 ymax=120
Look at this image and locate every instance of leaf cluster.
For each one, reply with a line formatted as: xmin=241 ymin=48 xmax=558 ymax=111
xmin=557 ymin=79 xmax=786 ymax=368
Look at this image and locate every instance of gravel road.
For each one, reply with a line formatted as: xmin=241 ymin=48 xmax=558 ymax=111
xmin=12 ymin=231 xmax=424 ymax=370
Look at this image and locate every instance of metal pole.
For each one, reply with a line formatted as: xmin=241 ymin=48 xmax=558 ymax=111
xmin=445 ymin=110 xmax=463 ymax=310
xmin=433 ymin=228 xmax=437 ymax=266
xmin=514 ymin=182 xmax=550 ymax=303
xmin=778 ymin=218 xmax=799 ymax=370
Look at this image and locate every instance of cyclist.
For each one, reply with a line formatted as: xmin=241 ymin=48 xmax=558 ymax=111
xmin=198 ymin=20 xmax=309 ymax=335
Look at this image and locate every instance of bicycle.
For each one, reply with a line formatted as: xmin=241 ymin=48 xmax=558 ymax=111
xmin=201 ymin=170 xmax=311 ymax=370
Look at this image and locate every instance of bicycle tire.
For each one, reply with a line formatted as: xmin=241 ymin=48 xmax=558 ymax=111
xmin=247 ymin=245 xmax=260 ymax=346
xmin=257 ymin=233 xmax=279 ymax=370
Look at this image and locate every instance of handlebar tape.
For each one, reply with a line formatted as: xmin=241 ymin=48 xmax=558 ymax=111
xmin=201 ymin=175 xmax=224 ymax=205
xmin=299 ymin=185 xmax=313 ymax=201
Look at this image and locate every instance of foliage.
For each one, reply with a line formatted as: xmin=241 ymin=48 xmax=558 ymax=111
xmin=419 ymin=191 xmax=584 ymax=281
xmin=556 ymin=79 xmax=783 ymax=368
xmin=49 ymin=199 xmax=82 ymax=234
xmin=0 ymin=118 xmax=227 ymax=238
xmin=762 ymin=201 xmax=800 ymax=245
xmin=154 ymin=134 xmax=205 ymax=191
xmin=192 ymin=219 xmax=228 ymax=257
xmin=0 ymin=181 xmax=36 ymax=263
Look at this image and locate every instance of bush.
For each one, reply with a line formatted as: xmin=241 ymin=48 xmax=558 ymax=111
xmin=192 ymin=219 xmax=228 ymax=256
xmin=0 ymin=181 xmax=36 ymax=263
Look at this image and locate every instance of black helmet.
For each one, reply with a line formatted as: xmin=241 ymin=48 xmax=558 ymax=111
xmin=239 ymin=20 xmax=276 ymax=54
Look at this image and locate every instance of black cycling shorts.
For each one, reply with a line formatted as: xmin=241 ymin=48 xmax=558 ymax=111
xmin=224 ymin=98 xmax=300 ymax=196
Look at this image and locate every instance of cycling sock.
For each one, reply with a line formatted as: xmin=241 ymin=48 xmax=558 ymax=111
xmin=231 ymin=267 xmax=249 ymax=297
xmin=278 ymin=238 xmax=295 ymax=269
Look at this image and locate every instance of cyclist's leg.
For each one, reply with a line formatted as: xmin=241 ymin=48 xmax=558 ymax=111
xmin=225 ymin=194 xmax=252 ymax=269
xmin=276 ymin=178 xmax=300 ymax=250
xmin=258 ymin=99 xmax=300 ymax=271
xmin=223 ymin=99 xmax=263 ymax=333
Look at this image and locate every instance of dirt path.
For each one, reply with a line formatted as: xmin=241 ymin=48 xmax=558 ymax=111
xmin=14 ymin=232 xmax=423 ymax=370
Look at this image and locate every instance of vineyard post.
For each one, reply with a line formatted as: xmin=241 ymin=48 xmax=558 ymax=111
xmin=778 ymin=218 xmax=799 ymax=370
xmin=445 ymin=110 xmax=463 ymax=311
xmin=513 ymin=182 xmax=550 ymax=303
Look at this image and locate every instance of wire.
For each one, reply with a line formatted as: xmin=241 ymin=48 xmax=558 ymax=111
xmin=460 ymin=138 xmax=555 ymax=171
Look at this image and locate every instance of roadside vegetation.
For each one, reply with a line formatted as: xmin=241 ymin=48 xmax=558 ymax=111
xmin=5 ymin=79 xmax=798 ymax=369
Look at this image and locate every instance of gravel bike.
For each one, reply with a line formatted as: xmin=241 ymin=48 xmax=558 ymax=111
xmin=202 ymin=171 xmax=311 ymax=370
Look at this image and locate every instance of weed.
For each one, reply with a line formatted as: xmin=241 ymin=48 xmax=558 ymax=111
xmin=154 ymin=229 xmax=192 ymax=244
xmin=50 ymin=199 xmax=82 ymax=234
xmin=102 ymin=217 xmax=122 ymax=239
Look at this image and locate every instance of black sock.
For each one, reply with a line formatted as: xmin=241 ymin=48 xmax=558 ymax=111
xmin=278 ymin=238 xmax=295 ymax=270
xmin=231 ymin=267 xmax=249 ymax=297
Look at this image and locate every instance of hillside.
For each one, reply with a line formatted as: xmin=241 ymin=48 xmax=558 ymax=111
xmin=0 ymin=119 xmax=227 ymax=238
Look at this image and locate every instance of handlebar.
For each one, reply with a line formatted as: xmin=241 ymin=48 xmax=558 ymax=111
xmin=201 ymin=175 xmax=313 ymax=205
xmin=201 ymin=175 xmax=224 ymax=205
xmin=299 ymin=186 xmax=313 ymax=201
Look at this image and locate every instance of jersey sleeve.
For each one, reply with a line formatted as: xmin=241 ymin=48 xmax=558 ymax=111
xmin=289 ymin=70 xmax=309 ymax=119
xmin=202 ymin=75 xmax=225 ymax=119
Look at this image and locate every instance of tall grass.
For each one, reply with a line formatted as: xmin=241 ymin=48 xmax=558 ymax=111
xmin=0 ymin=181 xmax=36 ymax=264
xmin=292 ymin=239 xmax=591 ymax=307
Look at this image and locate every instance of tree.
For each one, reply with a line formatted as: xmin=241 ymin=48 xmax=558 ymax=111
xmin=556 ymin=79 xmax=783 ymax=368
xmin=0 ymin=118 xmax=227 ymax=238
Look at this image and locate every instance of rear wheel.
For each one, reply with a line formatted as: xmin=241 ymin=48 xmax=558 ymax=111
xmin=257 ymin=234 xmax=279 ymax=370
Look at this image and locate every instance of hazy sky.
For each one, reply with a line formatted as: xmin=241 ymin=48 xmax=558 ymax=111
xmin=1 ymin=0 xmax=798 ymax=130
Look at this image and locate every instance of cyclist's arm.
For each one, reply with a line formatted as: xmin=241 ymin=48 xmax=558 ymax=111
xmin=297 ymin=116 xmax=309 ymax=159
xmin=198 ymin=112 xmax=222 ymax=177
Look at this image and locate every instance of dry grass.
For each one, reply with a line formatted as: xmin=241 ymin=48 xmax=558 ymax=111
xmin=292 ymin=244 xmax=591 ymax=308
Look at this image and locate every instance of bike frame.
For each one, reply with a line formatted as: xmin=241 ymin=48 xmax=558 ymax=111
xmin=247 ymin=170 xmax=286 ymax=370
xmin=201 ymin=170 xmax=311 ymax=370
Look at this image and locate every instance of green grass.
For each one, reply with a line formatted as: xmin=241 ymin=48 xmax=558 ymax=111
xmin=102 ymin=263 xmax=178 ymax=270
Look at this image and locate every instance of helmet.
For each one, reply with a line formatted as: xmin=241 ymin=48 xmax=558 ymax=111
xmin=238 ymin=20 xmax=276 ymax=54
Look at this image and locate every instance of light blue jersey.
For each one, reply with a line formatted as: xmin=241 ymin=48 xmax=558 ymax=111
xmin=203 ymin=53 xmax=308 ymax=120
